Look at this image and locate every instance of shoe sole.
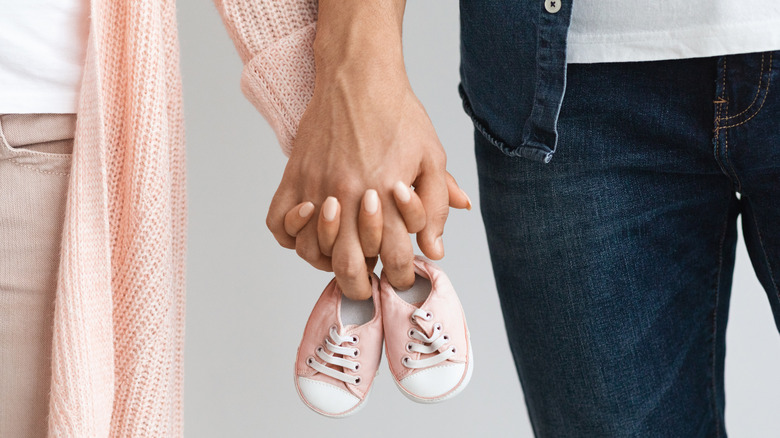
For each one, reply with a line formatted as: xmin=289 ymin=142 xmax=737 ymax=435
xmin=392 ymin=328 xmax=473 ymax=404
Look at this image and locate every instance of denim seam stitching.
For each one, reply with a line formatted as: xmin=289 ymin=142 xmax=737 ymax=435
xmin=718 ymin=52 xmax=773 ymax=130
xmin=713 ymin=59 xmax=732 ymax=186
xmin=723 ymin=130 xmax=743 ymax=193
xmin=747 ymin=199 xmax=780 ymax=300
xmin=710 ymin=197 xmax=733 ymax=438
xmin=719 ymin=53 xmax=765 ymax=121
xmin=0 ymin=157 xmax=71 ymax=176
xmin=714 ymin=57 xmax=744 ymax=192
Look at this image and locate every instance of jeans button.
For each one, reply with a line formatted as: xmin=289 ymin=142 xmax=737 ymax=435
xmin=545 ymin=0 xmax=561 ymax=13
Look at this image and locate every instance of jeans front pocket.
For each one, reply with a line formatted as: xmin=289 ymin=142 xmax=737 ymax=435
xmin=458 ymin=83 xmax=555 ymax=164
xmin=0 ymin=113 xmax=75 ymax=176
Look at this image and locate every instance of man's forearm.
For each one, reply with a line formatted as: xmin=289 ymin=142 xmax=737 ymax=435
xmin=313 ymin=0 xmax=407 ymax=79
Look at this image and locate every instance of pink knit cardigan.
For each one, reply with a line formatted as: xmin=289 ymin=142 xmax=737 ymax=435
xmin=50 ymin=0 xmax=316 ymax=435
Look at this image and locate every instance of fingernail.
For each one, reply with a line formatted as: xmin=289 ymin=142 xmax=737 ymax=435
xmin=461 ymin=188 xmax=472 ymax=210
xmin=298 ymin=202 xmax=314 ymax=218
xmin=435 ymin=236 xmax=444 ymax=255
xmin=364 ymin=189 xmax=379 ymax=214
xmin=393 ymin=181 xmax=411 ymax=204
xmin=322 ymin=197 xmax=338 ymax=221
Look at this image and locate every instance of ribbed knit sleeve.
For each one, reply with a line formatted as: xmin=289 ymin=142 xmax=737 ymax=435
xmin=212 ymin=0 xmax=318 ymax=156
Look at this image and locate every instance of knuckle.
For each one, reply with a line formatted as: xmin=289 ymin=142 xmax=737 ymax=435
xmin=312 ymin=258 xmax=333 ymax=272
xmin=429 ymin=204 xmax=450 ymax=225
xmin=277 ymin=235 xmax=295 ymax=249
xmin=381 ymin=251 xmax=413 ymax=274
xmin=270 ymin=227 xmax=293 ymax=246
xmin=359 ymin=216 xmax=383 ymax=235
xmin=266 ymin=210 xmax=283 ymax=233
xmin=333 ymin=176 xmax=364 ymax=199
xmin=427 ymin=148 xmax=447 ymax=170
xmin=333 ymin=255 xmax=365 ymax=281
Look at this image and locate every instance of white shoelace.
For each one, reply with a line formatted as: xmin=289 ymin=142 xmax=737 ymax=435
xmin=403 ymin=308 xmax=456 ymax=369
xmin=306 ymin=326 xmax=361 ymax=385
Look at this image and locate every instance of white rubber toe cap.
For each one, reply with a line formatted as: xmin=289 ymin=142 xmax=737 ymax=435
xmin=297 ymin=377 xmax=360 ymax=416
xmin=399 ymin=363 xmax=466 ymax=399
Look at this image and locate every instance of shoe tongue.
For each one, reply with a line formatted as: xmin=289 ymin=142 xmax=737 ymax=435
xmin=416 ymin=318 xmax=437 ymax=337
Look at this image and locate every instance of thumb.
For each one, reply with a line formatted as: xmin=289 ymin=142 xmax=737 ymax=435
xmin=446 ymin=171 xmax=472 ymax=210
xmin=413 ymin=166 xmax=449 ymax=260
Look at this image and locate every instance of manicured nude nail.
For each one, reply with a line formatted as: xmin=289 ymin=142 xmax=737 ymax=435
xmin=393 ymin=181 xmax=411 ymax=204
xmin=298 ymin=202 xmax=314 ymax=218
xmin=364 ymin=189 xmax=379 ymax=214
xmin=322 ymin=196 xmax=338 ymax=222
xmin=461 ymin=188 xmax=473 ymax=210
xmin=435 ymin=236 xmax=444 ymax=255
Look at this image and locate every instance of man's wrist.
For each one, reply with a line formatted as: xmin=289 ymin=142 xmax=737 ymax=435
xmin=313 ymin=0 xmax=407 ymax=78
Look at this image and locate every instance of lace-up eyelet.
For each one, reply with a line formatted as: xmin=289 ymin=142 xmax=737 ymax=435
xmin=351 ymin=335 xmax=359 ymax=344
xmin=316 ymin=346 xmax=323 ymax=353
xmin=425 ymin=311 xmax=433 ymax=320
xmin=353 ymin=348 xmax=360 ymax=357
xmin=408 ymin=328 xmax=416 ymax=338
xmin=354 ymin=377 xmax=361 ymax=385
xmin=443 ymin=335 xmax=449 ymax=341
xmin=434 ymin=323 xmax=442 ymax=331
xmin=409 ymin=314 xmax=417 ymax=324
xmin=402 ymin=356 xmax=411 ymax=365
xmin=306 ymin=357 xmax=314 ymax=365
xmin=406 ymin=343 xmax=414 ymax=352
xmin=451 ymin=346 xmax=457 ymax=354
xmin=354 ymin=363 xmax=360 ymax=371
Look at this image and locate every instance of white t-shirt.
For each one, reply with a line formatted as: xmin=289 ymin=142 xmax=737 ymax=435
xmin=0 ymin=1 xmax=90 ymax=114
xmin=567 ymin=1 xmax=780 ymax=63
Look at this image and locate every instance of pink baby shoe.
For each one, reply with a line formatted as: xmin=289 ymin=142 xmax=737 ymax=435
xmin=380 ymin=255 xmax=473 ymax=403
xmin=294 ymin=273 xmax=383 ymax=417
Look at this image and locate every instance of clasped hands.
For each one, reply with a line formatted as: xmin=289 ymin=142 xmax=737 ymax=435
xmin=265 ymin=70 xmax=469 ymax=300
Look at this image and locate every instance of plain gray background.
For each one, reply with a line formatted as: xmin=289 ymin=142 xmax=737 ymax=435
xmin=180 ymin=2 xmax=780 ymax=436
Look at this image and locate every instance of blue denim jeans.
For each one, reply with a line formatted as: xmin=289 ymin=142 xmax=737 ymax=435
xmin=476 ymin=51 xmax=780 ymax=437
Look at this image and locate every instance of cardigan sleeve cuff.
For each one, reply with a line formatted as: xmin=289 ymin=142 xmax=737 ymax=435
xmin=239 ymin=22 xmax=316 ymax=157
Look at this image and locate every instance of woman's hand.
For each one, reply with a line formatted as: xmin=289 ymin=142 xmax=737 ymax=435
xmin=280 ymin=181 xmax=472 ymax=295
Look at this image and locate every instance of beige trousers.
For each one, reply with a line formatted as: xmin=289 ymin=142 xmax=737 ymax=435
xmin=0 ymin=114 xmax=75 ymax=437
